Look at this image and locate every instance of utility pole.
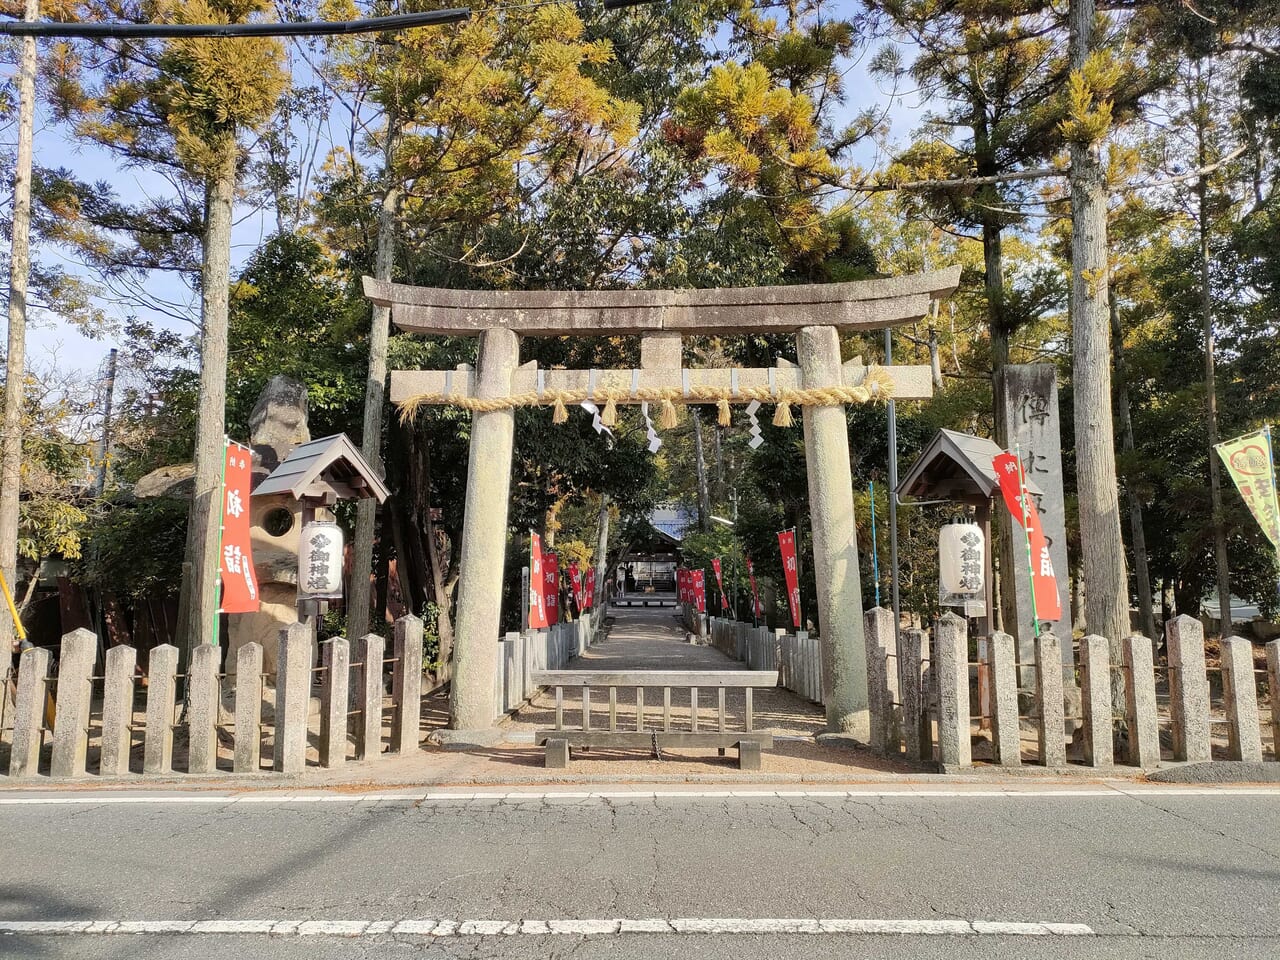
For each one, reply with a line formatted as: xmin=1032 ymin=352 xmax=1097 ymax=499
xmin=348 ymin=106 xmax=403 ymax=640
xmin=0 ymin=0 xmax=40 ymax=659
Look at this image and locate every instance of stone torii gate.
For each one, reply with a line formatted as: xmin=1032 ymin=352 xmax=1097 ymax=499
xmin=365 ymin=267 xmax=961 ymax=738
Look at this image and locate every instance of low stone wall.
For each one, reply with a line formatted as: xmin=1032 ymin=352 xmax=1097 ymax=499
xmin=707 ymin=616 xmax=822 ymax=706
xmin=3 ymin=616 xmax=426 ymax=781
xmin=703 ymin=608 xmax=1280 ymax=772
xmin=911 ymin=612 xmax=1279 ymax=772
xmin=497 ymin=609 xmax=605 ymax=716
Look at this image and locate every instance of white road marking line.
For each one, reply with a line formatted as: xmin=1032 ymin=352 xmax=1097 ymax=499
xmin=0 ymin=917 xmax=1095 ymax=937
xmin=0 ymin=784 xmax=1278 ymax=805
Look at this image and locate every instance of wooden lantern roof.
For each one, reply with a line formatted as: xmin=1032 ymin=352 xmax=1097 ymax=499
xmin=896 ymin=428 xmax=1043 ymax=504
xmin=253 ymin=433 xmax=389 ymax=504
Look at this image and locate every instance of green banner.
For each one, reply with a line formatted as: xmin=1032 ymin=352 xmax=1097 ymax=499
xmin=1215 ymin=429 xmax=1280 ymax=550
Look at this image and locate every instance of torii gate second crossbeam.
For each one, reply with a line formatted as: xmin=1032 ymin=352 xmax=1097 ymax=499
xmin=366 ymin=266 xmax=962 ymax=737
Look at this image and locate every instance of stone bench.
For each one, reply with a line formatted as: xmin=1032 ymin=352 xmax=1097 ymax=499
xmin=530 ymin=669 xmax=777 ymax=770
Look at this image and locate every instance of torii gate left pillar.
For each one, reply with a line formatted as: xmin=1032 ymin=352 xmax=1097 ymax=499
xmin=367 ymin=268 xmax=962 ymax=738
xmin=450 ymin=327 xmax=519 ymax=731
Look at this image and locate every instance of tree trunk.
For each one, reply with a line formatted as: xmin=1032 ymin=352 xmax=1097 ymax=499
xmin=692 ymin=410 xmax=711 ymax=532
xmin=711 ymin=422 xmax=724 ymax=502
xmin=0 ymin=0 xmax=39 ymax=658
xmin=1111 ymin=289 xmax=1156 ymax=644
xmin=413 ymin=426 xmax=454 ymax=676
xmin=1069 ymin=0 xmax=1130 ymax=701
xmin=180 ymin=141 xmax=237 ymax=662
xmin=1198 ymin=111 xmax=1231 ymax=633
xmin=348 ymin=115 xmax=403 ymax=640
xmin=594 ymin=494 xmax=610 ymax=607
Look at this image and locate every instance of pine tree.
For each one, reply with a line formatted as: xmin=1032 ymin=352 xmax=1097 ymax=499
xmin=49 ymin=0 xmax=288 ymax=658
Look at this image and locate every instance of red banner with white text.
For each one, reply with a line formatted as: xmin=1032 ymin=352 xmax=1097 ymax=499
xmin=568 ymin=561 xmax=583 ymax=611
xmin=544 ymin=551 xmax=559 ymax=624
xmin=992 ymin=452 xmax=1063 ymax=622
xmin=778 ymin=529 xmax=801 ymax=629
xmin=219 ymin=440 xmax=260 ymax=617
xmin=585 ymin=569 xmax=596 ymax=610
xmin=711 ymin=558 xmax=729 ymax=612
xmin=693 ymin=570 xmax=706 ymax=614
xmin=529 ymin=533 xmax=549 ymax=629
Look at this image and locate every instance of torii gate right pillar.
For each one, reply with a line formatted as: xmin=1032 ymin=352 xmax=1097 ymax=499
xmin=798 ymin=325 xmax=870 ymax=737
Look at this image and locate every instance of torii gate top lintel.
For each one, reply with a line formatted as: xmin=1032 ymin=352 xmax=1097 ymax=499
xmin=381 ymin=267 xmax=966 ymax=733
xmin=363 ymin=265 xmax=961 ymax=337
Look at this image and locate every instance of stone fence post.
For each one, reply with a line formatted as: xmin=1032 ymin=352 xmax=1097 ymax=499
xmin=143 ymin=644 xmax=178 ymax=775
xmin=1221 ymin=636 xmax=1263 ymax=762
xmin=1122 ymin=635 xmax=1159 ymax=768
xmin=356 ymin=633 xmax=385 ymax=760
xmin=864 ymin=607 xmax=894 ymax=754
xmin=934 ymin=613 xmax=970 ymax=771
xmin=273 ymin=623 xmax=311 ymax=774
xmin=1166 ymin=615 xmax=1210 ymax=763
xmin=234 ymin=642 xmax=263 ymax=774
xmin=1268 ymin=640 xmax=1280 ymax=760
xmin=899 ymin=628 xmax=926 ymax=763
xmin=988 ymin=631 xmax=1020 ymax=767
xmin=9 ymin=645 xmax=50 ymax=778
xmin=1033 ymin=632 xmax=1065 ymax=768
xmin=319 ymin=637 xmax=349 ymax=769
xmin=1080 ymin=635 xmax=1112 ymax=767
xmin=187 ymin=643 xmax=220 ymax=774
xmin=50 ymin=628 xmax=97 ymax=779
xmin=100 ymin=644 xmax=136 ymax=777
xmin=392 ymin=615 xmax=424 ymax=755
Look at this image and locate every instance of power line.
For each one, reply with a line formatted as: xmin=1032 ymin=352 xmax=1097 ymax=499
xmin=0 ymin=0 xmax=660 ymax=39
xmin=0 ymin=9 xmax=471 ymax=39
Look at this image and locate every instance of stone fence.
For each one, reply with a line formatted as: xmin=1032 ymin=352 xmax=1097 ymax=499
xmin=707 ymin=617 xmax=823 ymax=706
xmin=2 ymin=617 xmax=426 ymax=781
xmin=703 ymin=608 xmax=1280 ymax=770
xmin=497 ymin=610 xmax=606 ymax=717
xmin=887 ymin=611 xmax=1279 ymax=770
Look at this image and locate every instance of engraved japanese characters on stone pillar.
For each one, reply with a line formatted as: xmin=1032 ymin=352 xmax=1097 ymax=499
xmin=998 ymin=365 xmax=1071 ymax=664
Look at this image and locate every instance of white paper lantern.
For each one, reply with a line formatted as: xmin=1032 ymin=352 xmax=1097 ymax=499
xmin=939 ymin=523 xmax=984 ymax=596
xmin=299 ymin=520 xmax=344 ymax=599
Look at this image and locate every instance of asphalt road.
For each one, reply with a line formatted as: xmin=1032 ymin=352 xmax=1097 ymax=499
xmin=1 ymin=785 xmax=1278 ymax=958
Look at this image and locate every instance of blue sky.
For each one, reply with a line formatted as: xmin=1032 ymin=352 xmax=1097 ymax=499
xmin=21 ymin=17 xmax=928 ymax=382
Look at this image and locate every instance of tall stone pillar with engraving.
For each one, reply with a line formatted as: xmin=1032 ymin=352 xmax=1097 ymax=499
xmin=998 ymin=365 xmax=1072 ymax=669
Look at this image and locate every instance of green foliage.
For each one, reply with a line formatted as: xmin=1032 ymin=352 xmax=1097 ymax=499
xmin=226 ymin=232 xmax=366 ymax=439
xmin=76 ymin=497 xmax=190 ymax=600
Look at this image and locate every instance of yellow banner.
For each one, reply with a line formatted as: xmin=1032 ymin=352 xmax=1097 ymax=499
xmin=1216 ymin=429 xmax=1280 ymax=550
